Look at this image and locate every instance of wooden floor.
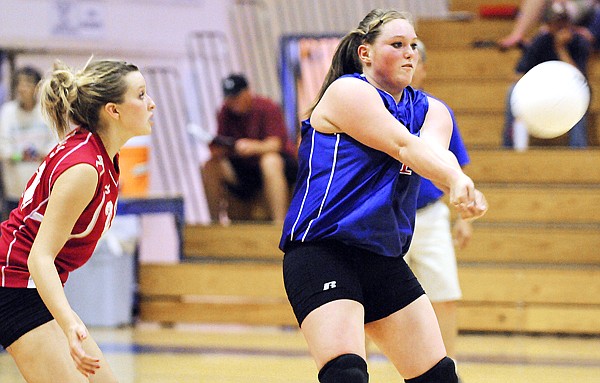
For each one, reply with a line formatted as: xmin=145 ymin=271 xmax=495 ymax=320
xmin=1 ymin=324 xmax=599 ymax=382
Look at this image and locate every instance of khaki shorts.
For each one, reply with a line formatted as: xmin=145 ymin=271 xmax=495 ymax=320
xmin=404 ymin=200 xmax=462 ymax=302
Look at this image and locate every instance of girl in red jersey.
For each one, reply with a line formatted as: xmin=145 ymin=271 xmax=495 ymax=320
xmin=0 ymin=58 xmax=155 ymax=381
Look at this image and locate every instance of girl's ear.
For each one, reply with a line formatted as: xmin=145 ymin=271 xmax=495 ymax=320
xmin=357 ymin=44 xmax=371 ymax=65
xmin=104 ymin=103 xmax=120 ymax=120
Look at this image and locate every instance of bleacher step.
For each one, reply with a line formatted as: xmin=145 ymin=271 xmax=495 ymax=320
xmin=426 ymin=80 xmax=600 ymax=113
xmin=458 ymin=224 xmax=600 ymax=265
xmin=417 ymin=18 xmax=514 ymax=49
xmin=426 ymin=49 xmax=600 ymax=82
xmin=466 ymin=149 xmax=600 ymax=184
xmin=184 ymin=223 xmax=282 ymax=261
xmin=138 ymin=262 xmax=600 ymax=333
xmin=475 ymin=185 xmax=600 ymax=224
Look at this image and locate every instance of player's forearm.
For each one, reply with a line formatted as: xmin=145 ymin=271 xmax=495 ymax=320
xmin=398 ymin=135 xmax=463 ymax=191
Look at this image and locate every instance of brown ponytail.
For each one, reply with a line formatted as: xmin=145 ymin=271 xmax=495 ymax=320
xmin=304 ymin=9 xmax=413 ymax=118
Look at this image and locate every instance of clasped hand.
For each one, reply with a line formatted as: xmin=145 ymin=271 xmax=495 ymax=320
xmin=451 ymin=188 xmax=487 ymax=221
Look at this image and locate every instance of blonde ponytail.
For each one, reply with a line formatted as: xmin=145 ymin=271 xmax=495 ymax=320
xmin=39 ymin=61 xmax=78 ymax=139
xmin=39 ymin=58 xmax=139 ymax=139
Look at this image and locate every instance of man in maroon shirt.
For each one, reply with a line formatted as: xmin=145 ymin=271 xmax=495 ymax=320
xmin=202 ymin=74 xmax=297 ymax=224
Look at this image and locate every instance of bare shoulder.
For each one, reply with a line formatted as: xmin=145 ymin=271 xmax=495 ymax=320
xmin=53 ymin=163 xmax=99 ymax=197
xmin=323 ymin=76 xmax=378 ymax=101
xmin=426 ymin=95 xmax=451 ymax=117
xmin=422 ymin=95 xmax=453 ymax=147
xmin=312 ymin=77 xmax=382 ymax=134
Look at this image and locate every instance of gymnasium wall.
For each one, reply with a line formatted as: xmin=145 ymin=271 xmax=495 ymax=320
xmin=0 ymin=0 xmax=230 ymax=62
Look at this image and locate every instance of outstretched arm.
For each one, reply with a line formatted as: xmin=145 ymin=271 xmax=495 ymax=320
xmin=311 ymin=77 xmax=486 ymax=219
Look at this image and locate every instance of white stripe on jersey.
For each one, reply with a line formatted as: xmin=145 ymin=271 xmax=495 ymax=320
xmin=108 ymin=161 xmax=118 ymax=188
xmin=70 ymin=191 xmax=105 ymax=239
xmin=30 ymin=212 xmax=43 ymax=222
xmin=45 ymin=132 xmax=105 ymax=239
xmin=2 ymin=201 xmax=51 ymax=287
xmin=301 ymin=133 xmax=340 ymax=242
xmin=48 ymin=132 xmax=93 ymax=189
xmin=290 ymin=130 xmax=316 ymax=241
xmin=2 ymin=225 xmax=24 ymax=287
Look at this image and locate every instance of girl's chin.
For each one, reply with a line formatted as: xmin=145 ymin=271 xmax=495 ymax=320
xmin=137 ymin=125 xmax=152 ymax=136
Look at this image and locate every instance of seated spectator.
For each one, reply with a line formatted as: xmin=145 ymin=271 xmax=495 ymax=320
xmin=503 ymin=3 xmax=591 ymax=148
xmin=499 ymin=0 xmax=598 ymax=49
xmin=202 ymin=74 xmax=297 ymax=224
xmin=579 ymin=1 xmax=600 ymax=50
xmin=0 ymin=66 xmax=56 ymax=214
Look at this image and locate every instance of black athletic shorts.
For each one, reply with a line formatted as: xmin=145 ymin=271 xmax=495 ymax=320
xmin=226 ymin=153 xmax=298 ymax=200
xmin=0 ymin=287 xmax=54 ymax=349
xmin=283 ymin=240 xmax=425 ymax=326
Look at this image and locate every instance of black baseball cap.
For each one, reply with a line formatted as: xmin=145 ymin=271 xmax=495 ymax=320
xmin=222 ymin=74 xmax=248 ymax=97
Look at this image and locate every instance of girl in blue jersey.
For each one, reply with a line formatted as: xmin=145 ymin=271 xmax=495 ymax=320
xmin=280 ymin=9 xmax=487 ymax=383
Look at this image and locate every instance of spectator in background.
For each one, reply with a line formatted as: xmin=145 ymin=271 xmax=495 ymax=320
xmin=0 ymin=66 xmax=56 ymax=214
xmin=404 ymin=40 xmax=472 ymax=378
xmin=202 ymin=74 xmax=297 ymax=224
xmin=583 ymin=1 xmax=600 ymax=49
xmin=498 ymin=0 xmax=599 ymax=49
xmin=503 ymin=2 xmax=591 ymax=148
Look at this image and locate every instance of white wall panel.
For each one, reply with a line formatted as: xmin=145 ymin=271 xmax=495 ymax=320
xmin=0 ymin=0 xmax=232 ymax=58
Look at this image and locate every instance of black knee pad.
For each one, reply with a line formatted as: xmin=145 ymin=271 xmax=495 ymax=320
xmin=404 ymin=356 xmax=458 ymax=383
xmin=318 ymin=353 xmax=369 ymax=383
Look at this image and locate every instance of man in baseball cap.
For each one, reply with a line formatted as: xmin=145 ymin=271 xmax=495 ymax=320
xmin=222 ymin=74 xmax=249 ymax=97
xmin=202 ymin=73 xmax=298 ymax=224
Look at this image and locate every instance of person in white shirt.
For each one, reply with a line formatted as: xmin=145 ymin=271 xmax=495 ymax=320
xmin=0 ymin=66 xmax=56 ymax=214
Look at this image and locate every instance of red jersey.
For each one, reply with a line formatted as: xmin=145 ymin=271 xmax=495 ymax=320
xmin=0 ymin=128 xmax=119 ymax=288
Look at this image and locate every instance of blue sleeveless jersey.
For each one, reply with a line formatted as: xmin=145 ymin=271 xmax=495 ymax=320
xmin=280 ymin=73 xmax=429 ymax=257
xmin=416 ymin=95 xmax=470 ymax=209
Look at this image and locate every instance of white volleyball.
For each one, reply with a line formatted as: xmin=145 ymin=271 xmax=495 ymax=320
xmin=510 ymin=60 xmax=590 ymax=139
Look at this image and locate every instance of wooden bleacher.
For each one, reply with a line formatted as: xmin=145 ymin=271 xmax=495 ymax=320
xmin=139 ymin=260 xmax=292 ymax=326
xmin=419 ymin=17 xmax=600 ymax=147
xmin=139 ymin=6 xmax=600 ymax=334
xmin=467 ymin=149 xmax=600 ymax=184
xmin=427 ymin=5 xmax=600 ymax=334
xmin=139 ymin=149 xmax=600 ymax=333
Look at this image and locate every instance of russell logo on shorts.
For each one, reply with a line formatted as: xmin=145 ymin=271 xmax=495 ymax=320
xmin=323 ymin=281 xmax=337 ymax=290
